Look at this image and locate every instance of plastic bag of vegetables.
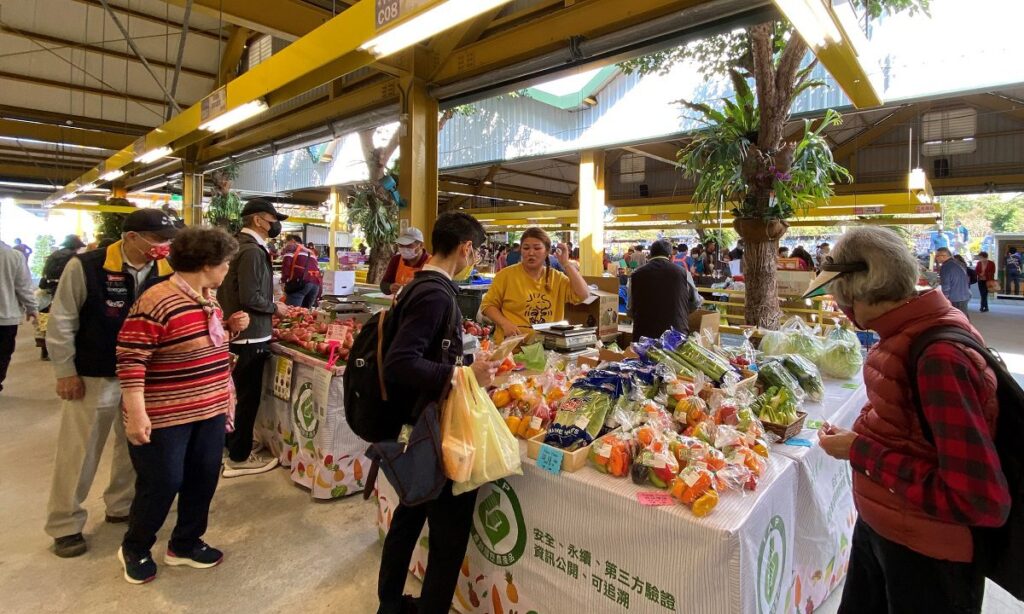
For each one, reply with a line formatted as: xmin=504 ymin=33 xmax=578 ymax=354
xmin=820 ymin=339 xmax=864 ymax=379
xmin=588 ymin=431 xmax=637 ymax=477
xmin=758 ymin=329 xmax=791 ymax=356
xmin=827 ymin=323 xmax=860 ymax=346
xmin=778 ymin=354 xmax=825 ymax=402
xmin=757 ymin=360 xmax=806 ymax=402
xmin=543 ymin=379 xmax=617 ymax=451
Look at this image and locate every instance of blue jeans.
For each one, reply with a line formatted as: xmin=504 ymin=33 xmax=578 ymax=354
xmin=122 ymin=413 xmax=226 ymax=557
xmin=286 ymin=281 xmax=320 ymax=308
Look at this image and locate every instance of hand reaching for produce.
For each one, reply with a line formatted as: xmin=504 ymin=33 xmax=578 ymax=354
xmin=227 ymin=311 xmax=250 ymax=333
xmin=500 ymin=320 xmax=521 ymax=339
xmin=275 ymin=302 xmax=289 ymax=317
xmin=818 ymin=422 xmax=857 ymax=460
xmin=471 ymin=358 xmax=500 ymax=388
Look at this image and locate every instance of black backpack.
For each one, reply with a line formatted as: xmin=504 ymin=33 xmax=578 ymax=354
xmin=909 ymin=326 xmax=1024 ymax=600
xmin=343 ymin=275 xmax=458 ymax=443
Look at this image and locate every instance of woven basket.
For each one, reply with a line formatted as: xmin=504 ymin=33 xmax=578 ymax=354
xmin=762 ymin=411 xmax=807 ymax=442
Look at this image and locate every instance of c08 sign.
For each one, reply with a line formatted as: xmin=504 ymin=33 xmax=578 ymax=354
xmin=376 ymin=0 xmax=401 ymax=28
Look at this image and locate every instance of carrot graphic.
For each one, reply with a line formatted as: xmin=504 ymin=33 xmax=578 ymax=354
xmin=354 ymin=459 xmax=364 ymax=482
xmin=491 ymin=583 xmax=504 ymax=614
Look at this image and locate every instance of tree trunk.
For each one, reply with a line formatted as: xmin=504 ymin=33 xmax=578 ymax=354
xmin=740 ymin=232 xmax=782 ymax=328
xmin=367 ymin=244 xmax=393 ymax=286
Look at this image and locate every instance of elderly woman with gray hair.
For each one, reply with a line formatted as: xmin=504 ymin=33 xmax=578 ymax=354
xmin=809 ymin=226 xmax=1009 ymax=614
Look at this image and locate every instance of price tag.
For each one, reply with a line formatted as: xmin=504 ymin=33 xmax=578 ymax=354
xmin=806 ymin=419 xmax=824 ymax=430
xmin=327 ymin=323 xmax=345 ymax=342
xmin=529 ymin=416 xmax=543 ymax=430
xmin=536 ymin=445 xmax=563 ymax=475
xmin=637 ymin=492 xmax=675 ymax=506
xmin=574 ymin=415 xmax=590 ymax=430
xmin=785 ymin=437 xmax=813 ymax=447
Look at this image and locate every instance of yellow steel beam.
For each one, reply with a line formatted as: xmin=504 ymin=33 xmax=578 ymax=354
xmin=218 ymin=25 xmax=254 ymax=85
xmin=51 ymin=202 xmax=138 ymax=213
xmin=425 ymin=7 xmax=505 ymax=80
xmin=835 ymin=175 xmax=1024 ymax=195
xmin=578 ymin=150 xmax=606 ymax=276
xmin=161 ymin=0 xmax=332 ymax=41
xmin=830 ymin=103 xmax=930 ymax=164
xmin=432 ymin=0 xmax=695 ymax=85
xmin=398 ymin=76 xmax=440 ymax=247
xmin=0 ymin=118 xmax=134 ymax=151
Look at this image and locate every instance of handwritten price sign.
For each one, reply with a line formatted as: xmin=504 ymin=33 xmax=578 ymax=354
xmin=536 ymin=445 xmax=563 ymax=475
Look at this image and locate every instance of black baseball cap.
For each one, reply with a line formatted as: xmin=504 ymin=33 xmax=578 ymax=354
xmin=241 ymin=197 xmax=288 ymax=221
xmin=123 ymin=209 xmax=179 ymax=240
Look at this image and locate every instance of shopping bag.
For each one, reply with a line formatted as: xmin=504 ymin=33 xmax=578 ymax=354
xmin=441 ymin=367 xmax=476 ymax=483
xmin=988 ymin=280 xmax=1000 ymax=292
xmin=452 ymin=367 xmax=523 ymax=495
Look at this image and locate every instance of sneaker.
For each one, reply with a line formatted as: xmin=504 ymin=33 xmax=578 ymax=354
xmin=165 ymin=541 xmax=223 ymax=569
xmin=118 ymin=547 xmax=157 ymax=584
xmin=222 ymin=453 xmax=278 ymax=478
xmin=54 ymin=533 xmax=87 ymax=558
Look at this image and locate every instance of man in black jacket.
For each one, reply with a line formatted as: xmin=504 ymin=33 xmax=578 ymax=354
xmin=629 ymin=239 xmax=702 ymax=340
xmin=219 ymin=198 xmax=289 ymax=478
xmin=377 ymin=212 xmax=499 ymax=614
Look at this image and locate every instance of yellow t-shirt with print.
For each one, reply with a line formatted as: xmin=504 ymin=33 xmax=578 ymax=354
xmin=482 ymin=263 xmax=584 ymax=341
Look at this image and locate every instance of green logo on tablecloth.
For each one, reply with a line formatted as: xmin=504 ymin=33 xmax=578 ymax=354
xmin=293 ymin=382 xmax=319 ymax=439
xmin=471 ymin=479 xmax=526 ymax=567
xmin=757 ymin=515 xmax=787 ymax=614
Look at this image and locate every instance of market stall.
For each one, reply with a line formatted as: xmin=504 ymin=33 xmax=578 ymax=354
xmin=255 ymin=310 xmax=370 ymax=500
xmin=376 ymin=321 xmax=869 ymax=614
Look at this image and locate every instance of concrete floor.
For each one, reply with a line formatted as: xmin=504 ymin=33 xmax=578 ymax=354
xmin=1 ymin=297 xmax=1023 ymax=614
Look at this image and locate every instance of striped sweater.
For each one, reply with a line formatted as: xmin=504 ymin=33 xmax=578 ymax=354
xmin=117 ymin=278 xmax=232 ymax=429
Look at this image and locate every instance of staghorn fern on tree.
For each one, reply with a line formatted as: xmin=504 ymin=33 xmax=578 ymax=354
xmin=206 ymin=165 xmax=243 ymax=233
xmin=348 ymin=182 xmax=399 ymax=285
xmin=95 ymin=197 xmax=137 ymax=243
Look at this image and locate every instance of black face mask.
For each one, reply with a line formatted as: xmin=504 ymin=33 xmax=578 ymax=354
xmin=268 ymin=221 xmax=282 ymax=239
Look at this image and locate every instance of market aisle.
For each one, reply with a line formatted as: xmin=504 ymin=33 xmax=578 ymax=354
xmin=0 ymin=325 xmax=387 ymax=614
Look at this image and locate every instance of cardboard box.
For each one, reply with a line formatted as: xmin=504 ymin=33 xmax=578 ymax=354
xmin=321 ymin=270 xmax=356 ymax=296
xmin=566 ymin=276 xmax=620 ymax=339
xmin=776 ymin=270 xmax=816 ymax=296
xmin=688 ymin=309 xmax=720 ymax=341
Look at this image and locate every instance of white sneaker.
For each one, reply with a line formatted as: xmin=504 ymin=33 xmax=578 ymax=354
xmin=222 ymin=453 xmax=279 ymax=478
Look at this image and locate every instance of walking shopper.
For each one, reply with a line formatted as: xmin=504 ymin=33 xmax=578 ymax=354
xmin=379 ymin=227 xmax=431 ymax=295
xmin=218 ymin=198 xmax=288 ymax=478
xmin=812 ymin=226 xmax=1008 ymax=614
xmin=281 ymin=234 xmax=322 ymax=308
xmin=628 ymin=240 xmax=701 ymax=339
xmin=0 ymin=240 xmax=38 ymax=391
xmin=975 ymin=251 xmax=996 ymax=312
xmin=935 ymin=247 xmax=971 ymax=315
xmin=1005 ymin=246 xmax=1022 ymax=296
xmin=116 ymin=227 xmax=249 ymax=584
xmin=377 ymin=212 xmax=500 ymax=614
xmin=44 ymin=209 xmax=177 ymax=558
xmin=40 ymin=235 xmax=87 ymax=295
xmin=13 ymin=237 xmax=32 ymax=261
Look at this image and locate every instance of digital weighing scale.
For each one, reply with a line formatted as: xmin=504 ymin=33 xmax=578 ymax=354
xmin=538 ymin=324 xmax=599 ymax=352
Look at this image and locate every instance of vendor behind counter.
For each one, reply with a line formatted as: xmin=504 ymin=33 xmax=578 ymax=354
xmin=482 ymin=227 xmax=589 ymax=342
xmin=379 ymin=227 xmax=430 ymax=294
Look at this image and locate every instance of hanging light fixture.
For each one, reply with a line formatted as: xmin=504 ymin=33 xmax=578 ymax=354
xmin=135 ymin=146 xmax=172 ymax=164
xmin=360 ymin=0 xmax=514 ymax=58
xmin=199 ymin=99 xmax=269 ymax=132
xmin=773 ymin=0 xmax=841 ymax=49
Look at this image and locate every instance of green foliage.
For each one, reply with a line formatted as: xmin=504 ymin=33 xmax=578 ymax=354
xmin=940 ymin=194 xmax=1024 ymax=237
xmin=30 ymin=235 xmax=55 ymax=277
xmin=96 ymin=197 xmax=136 ymax=242
xmin=348 ymin=186 xmax=399 ymax=252
xmin=619 ymin=1 xmax=929 ymax=80
xmin=206 ymin=192 xmax=244 ymax=233
xmin=678 ymin=78 xmax=850 ymax=223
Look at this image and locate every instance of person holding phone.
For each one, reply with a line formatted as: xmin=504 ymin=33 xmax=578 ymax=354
xmin=481 ymin=227 xmax=589 ymax=342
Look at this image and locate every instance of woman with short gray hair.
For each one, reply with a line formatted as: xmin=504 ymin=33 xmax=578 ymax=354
xmin=810 ymin=226 xmax=1008 ymax=613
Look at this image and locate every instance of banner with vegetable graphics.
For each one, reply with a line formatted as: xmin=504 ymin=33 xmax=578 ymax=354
xmin=256 ymin=358 xmax=369 ymax=500
xmin=378 ymin=449 xmax=801 ymax=614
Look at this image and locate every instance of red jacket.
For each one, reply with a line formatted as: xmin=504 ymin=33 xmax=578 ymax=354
xmin=976 ymin=259 xmax=995 ymax=281
xmin=852 ymin=289 xmax=1000 ymax=562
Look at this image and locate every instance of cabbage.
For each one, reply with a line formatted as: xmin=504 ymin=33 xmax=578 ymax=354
xmin=820 ymin=340 xmax=864 ymax=379
xmin=759 ymin=330 xmax=791 ymax=356
xmin=827 ymin=325 xmax=860 ymax=346
xmin=788 ymin=332 xmax=824 ymax=364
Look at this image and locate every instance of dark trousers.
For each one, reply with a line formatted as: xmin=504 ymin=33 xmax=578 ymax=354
xmin=0 ymin=325 xmax=16 ymax=391
xmin=378 ymin=482 xmax=478 ymax=614
xmin=285 ymin=281 xmax=320 ymax=308
xmin=839 ymin=519 xmax=984 ymax=614
xmin=980 ymin=285 xmax=990 ymax=310
xmin=122 ymin=414 xmax=226 ymax=557
xmin=226 ymin=342 xmax=270 ymax=462
xmin=1008 ymin=275 xmax=1022 ymax=296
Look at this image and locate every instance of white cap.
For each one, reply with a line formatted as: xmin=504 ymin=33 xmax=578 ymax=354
xmin=396 ymin=227 xmax=424 ymax=246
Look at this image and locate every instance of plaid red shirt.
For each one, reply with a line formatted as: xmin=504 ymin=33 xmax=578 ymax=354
xmin=849 ymin=342 xmax=1010 ymax=527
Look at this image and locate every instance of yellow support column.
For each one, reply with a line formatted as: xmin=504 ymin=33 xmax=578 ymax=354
xmin=578 ymin=150 xmax=606 ymax=276
xmin=182 ymin=165 xmax=204 ymax=226
xmin=398 ymin=76 xmax=439 ymax=251
xmin=328 ymin=186 xmax=341 ymax=272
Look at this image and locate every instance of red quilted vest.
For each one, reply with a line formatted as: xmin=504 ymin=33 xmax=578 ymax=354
xmin=853 ymin=289 xmax=998 ymax=562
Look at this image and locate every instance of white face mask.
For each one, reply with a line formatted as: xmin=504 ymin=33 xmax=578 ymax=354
xmin=399 ymin=247 xmax=419 ymax=260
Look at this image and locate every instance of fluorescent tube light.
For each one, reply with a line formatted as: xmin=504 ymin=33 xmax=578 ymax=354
xmin=774 ymin=0 xmax=841 ymax=49
xmin=199 ymin=99 xmax=269 ymax=133
xmin=101 ymin=170 xmax=125 ymax=182
xmin=359 ymin=0 xmax=513 ymax=58
xmin=135 ymin=146 xmax=172 ymax=164
xmin=908 ymin=168 xmax=927 ymax=192
xmin=78 ymin=182 xmax=97 ymax=192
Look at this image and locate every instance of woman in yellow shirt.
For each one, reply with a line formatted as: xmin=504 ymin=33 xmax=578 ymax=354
xmin=482 ymin=227 xmax=590 ymax=341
